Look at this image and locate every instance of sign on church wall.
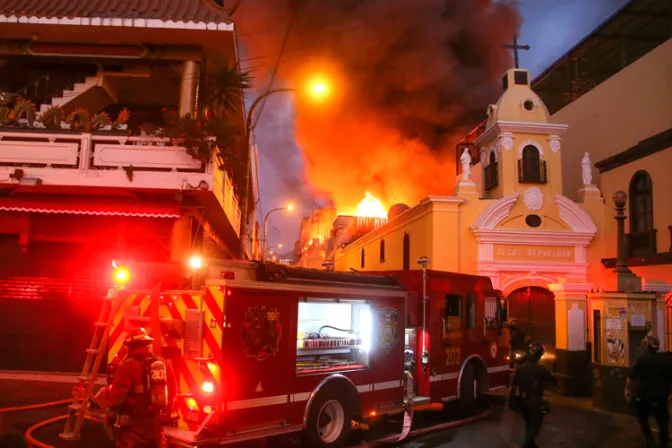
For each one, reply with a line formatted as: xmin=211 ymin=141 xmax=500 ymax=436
xmin=493 ymin=244 xmax=575 ymax=262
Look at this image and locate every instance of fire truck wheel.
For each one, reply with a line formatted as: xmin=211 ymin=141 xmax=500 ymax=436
xmin=459 ymin=361 xmax=480 ymax=413
xmin=303 ymin=389 xmax=352 ymax=447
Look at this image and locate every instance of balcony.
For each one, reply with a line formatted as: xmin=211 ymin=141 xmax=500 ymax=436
xmin=627 ymin=229 xmax=657 ymax=258
xmin=484 ymin=162 xmax=499 ymax=190
xmin=0 ymin=128 xmax=241 ymax=235
xmin=518 ymin=159 xmax=548 ymax=184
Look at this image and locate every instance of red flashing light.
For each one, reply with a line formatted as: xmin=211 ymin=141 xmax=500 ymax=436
xmin=202 ymin=381 xmax=215 ymax=394
xmin=113 ymin=266 xmax=131 ymax=287
xmin=220 ymin=271 xmax=235 ymax=280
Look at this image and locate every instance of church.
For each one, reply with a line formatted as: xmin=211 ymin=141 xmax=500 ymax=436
xmin=332 ymin=66 xmax=603 ymax=354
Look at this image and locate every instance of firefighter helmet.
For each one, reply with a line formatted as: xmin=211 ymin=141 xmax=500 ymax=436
xmin=642 ymin=335 xmax=660 ymax=353
xmin=527 ymin=342 xmax=545 ymax=362
xmin=124 ymin=328 xmax=154 ymax=347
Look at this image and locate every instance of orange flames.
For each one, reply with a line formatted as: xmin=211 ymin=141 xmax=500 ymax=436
xmin=352 ymin=191 xmax=387 ymax=219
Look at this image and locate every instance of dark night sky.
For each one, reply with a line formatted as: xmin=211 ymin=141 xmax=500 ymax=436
xmin=241 ymin=0 xmax=631 ymax=255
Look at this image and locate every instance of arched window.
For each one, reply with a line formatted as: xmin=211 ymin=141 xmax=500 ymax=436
xmin=519 ymin=145 xmax=546 ymax=183
xmin=379 ymin=239 xmax=386 ymax=263
xmin=629 ymin=171 xmax=653 ymax=234
xmin=402 ymin=232 xmax=410 ymax=270
xmin=484 ymin=151 xmax=498 ymax=190
xmin=360 ymin=248 xmax=365 ymax=268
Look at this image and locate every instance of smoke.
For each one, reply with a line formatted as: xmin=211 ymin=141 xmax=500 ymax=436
xmin=236 ymin=0 xmax=520 ymax=214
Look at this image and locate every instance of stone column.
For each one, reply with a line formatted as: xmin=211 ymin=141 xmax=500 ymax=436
xmin=178 ymin=60 xmax=200 ymax=117
xmin=548 ymin=279 xmax=593 ymax=396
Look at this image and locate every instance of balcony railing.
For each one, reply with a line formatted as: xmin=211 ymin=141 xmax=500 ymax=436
xmin=484 ymin=162 xmax=499 ymax=190
xmin=0 ymin=128 xmax=241 ymax=234
xmin=518 ymin=159 xmax=548 ymax=183
xmin=627 ymin=229 xmax=657 ymax=258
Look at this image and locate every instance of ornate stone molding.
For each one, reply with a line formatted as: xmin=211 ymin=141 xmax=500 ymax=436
xmin=500 ymin=134 xmax=514 ymax=151
xmin=553 ymin=194 xmax=598 ymax=233
xmin=524 ymin=187 xmax=543 ymax=211
xmin=518 ymin=139 xmax=544 ymax=158
xmin=548 ymin=135 xmax=561 ymax=153
xmin=471 ymin=194 xmax=519 ymax=230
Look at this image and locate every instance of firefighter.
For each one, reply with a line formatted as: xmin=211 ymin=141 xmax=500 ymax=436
xmin=625 ymin=336 xmax=672 ymax=448
xmin=508 ymin=319 xmax=532 ymax=367
xmin=106 ymin=328 xmax=176 ymax=448
xmin=512 ymin=342 xmax=557 ymax=448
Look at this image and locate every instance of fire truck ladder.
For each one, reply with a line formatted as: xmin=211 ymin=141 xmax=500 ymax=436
xmin=60 ymin=287 xmax=122 ymax=441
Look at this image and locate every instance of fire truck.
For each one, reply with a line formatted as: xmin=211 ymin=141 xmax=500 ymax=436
xmin=61 ymin=258 xmax=509 ymax=447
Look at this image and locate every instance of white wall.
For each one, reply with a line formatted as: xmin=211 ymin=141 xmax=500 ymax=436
xmin=552 ymin=38 xmax=672 ymax=199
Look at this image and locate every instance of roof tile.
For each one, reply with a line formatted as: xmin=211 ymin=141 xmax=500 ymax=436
xmin=0 ymin=0 xmax=231 ymax=23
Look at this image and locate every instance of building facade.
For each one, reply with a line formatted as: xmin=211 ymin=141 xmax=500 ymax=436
xmin=0 ymin=0 xmax=251 ymax=371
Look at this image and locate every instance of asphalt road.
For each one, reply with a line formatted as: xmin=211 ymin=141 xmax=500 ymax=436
xmin=0 ymin=378 xmax=658 ymax=448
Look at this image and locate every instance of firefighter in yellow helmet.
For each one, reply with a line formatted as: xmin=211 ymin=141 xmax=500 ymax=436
xmin=106 ymin=328 xmax=176 ymax=448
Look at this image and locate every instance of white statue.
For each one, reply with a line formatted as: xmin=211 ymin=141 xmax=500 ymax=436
xmin=461 ymin=148 xmax=472 ymax=181
xmin=582 ymin=152 xmax=592 ymax=185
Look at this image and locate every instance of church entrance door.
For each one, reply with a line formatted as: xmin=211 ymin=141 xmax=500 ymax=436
xmin=507 ymin=286 xmax=556 ymax=348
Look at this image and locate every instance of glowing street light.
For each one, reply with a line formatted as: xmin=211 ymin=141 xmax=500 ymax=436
xmin=239 ymin=76 xmax=333 ymax=258
xmin=262 ymin=206 xmax=293 ymax=261
xmin=307 ymin=78 xmax=330 ymax=99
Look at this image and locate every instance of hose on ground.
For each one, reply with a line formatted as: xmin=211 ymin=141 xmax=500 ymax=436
xmin=0 ymin=399 xmax=72 ymax=414
xmin=24 ymin=414 xmax=67 ymax=448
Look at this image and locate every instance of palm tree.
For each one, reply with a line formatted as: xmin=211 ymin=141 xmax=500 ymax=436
xmin=202 ymin=60 xmax=253 ymax=113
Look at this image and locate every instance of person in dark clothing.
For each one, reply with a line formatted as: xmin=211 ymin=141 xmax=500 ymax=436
xmin=513 ymin=342 xmax=557 ymax=448
xmin=509 ymin=319 xmax=533 ymax=366
xmin=626 ymin=336 xmax=672 ymax=448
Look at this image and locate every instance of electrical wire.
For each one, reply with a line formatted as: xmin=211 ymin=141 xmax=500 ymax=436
xmin=391 ymin=141 xmax=419 ymax=205
xmin=250 ymin=4 xmax=300 ymax=130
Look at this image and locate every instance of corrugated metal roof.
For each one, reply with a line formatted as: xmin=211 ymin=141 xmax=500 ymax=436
xmin=0 ymin=0 xmax=231 ymax=24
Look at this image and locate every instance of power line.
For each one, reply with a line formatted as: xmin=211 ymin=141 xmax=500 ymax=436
xmin=391 ymin=141 xmax=419 ymax=205
xmin=251 ymin=4 xmax=299 ymax=130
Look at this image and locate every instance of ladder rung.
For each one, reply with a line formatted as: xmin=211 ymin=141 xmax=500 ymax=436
xmin=77 ymin=376 xmax=90 ymax=382
xmin=94 ymin=321 xmax=108 ymax=327
xmin=86 ymin=349 xmax=100 ymax=354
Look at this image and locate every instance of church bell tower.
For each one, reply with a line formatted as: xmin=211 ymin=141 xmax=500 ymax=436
xmin=474 ymin=68 xmax=568 ymax=201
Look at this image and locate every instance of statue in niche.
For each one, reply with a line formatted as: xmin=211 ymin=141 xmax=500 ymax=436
xmin=582 ymin=152 xmax=592 ymax=186
xmin=461 ymin=148 xmax=472 ymax=181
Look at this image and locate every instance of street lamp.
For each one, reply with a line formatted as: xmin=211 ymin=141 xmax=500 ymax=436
xmin=238 ymin=77 xmax=331 ymax=258
xmin=266 ymin=244 xmax=283 ymax=255
xmin=262 ymin=206 xmax=293 ymax=261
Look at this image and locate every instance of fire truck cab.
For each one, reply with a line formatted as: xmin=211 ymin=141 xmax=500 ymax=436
xmin=106 ymin=260 xmax=410 ymax=447
xmin=370 ymin=269 xmax=510 ymax=411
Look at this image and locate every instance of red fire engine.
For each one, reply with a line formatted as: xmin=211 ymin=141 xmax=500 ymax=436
xmin=61 ymin=258 xmax=509 ymax=447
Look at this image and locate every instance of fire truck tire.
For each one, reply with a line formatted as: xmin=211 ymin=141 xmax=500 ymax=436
xmin=302 ymin=387 xmax=353 ymax=448
xmin=458 ymin=361 xmax=481 ymax=413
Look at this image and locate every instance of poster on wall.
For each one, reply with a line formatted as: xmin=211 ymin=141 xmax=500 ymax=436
xmin=629 ymin=302 xmax=647 ymax=328
xmin=605 ymin=307 xmax=626 ymax=365
xmin=605 ymin=307 xmax=623 ymax=330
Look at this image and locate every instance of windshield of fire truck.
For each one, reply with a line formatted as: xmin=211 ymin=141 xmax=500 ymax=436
xmin=296 ymin=301 xmax=371 ymax=374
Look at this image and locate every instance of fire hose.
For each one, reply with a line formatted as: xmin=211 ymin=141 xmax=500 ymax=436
xmin=0 ymin=399 xmax=73 ymax=448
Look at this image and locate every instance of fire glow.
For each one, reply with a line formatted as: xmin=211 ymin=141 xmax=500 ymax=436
xmin=353 ymin=192 xmax=387 ymax=219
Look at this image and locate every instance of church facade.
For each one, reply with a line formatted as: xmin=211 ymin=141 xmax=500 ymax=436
xmin=329 ymin=68 xmax=617 ymax=394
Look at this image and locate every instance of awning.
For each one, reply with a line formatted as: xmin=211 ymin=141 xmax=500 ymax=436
xmin=0 ymin=197 xmax=181 ymax=218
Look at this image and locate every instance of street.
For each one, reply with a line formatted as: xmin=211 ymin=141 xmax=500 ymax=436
xmin=0 ymin=376 xmax=653 ymax=448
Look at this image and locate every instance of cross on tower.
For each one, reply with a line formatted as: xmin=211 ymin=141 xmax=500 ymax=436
xmin=503 ymin=35 xmax=530 ymax=69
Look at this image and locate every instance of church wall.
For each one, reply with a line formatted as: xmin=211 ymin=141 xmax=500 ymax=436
xmin=598 ymin=147 xmax=672 ymax=286
xmin=552 ymin=38 xmax=672 ymax=201
xmin=334 ymin=205 xmax=433 ymax=272
xmin=333 ymin=198 xmax=464 ymax=272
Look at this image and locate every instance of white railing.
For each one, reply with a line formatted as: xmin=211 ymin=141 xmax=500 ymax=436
xmin=0 ymin=129 xmax=241 ymax=232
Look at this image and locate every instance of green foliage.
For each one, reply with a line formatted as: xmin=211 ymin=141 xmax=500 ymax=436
xmin=201 ymin=60 xmax=253 ymax=113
